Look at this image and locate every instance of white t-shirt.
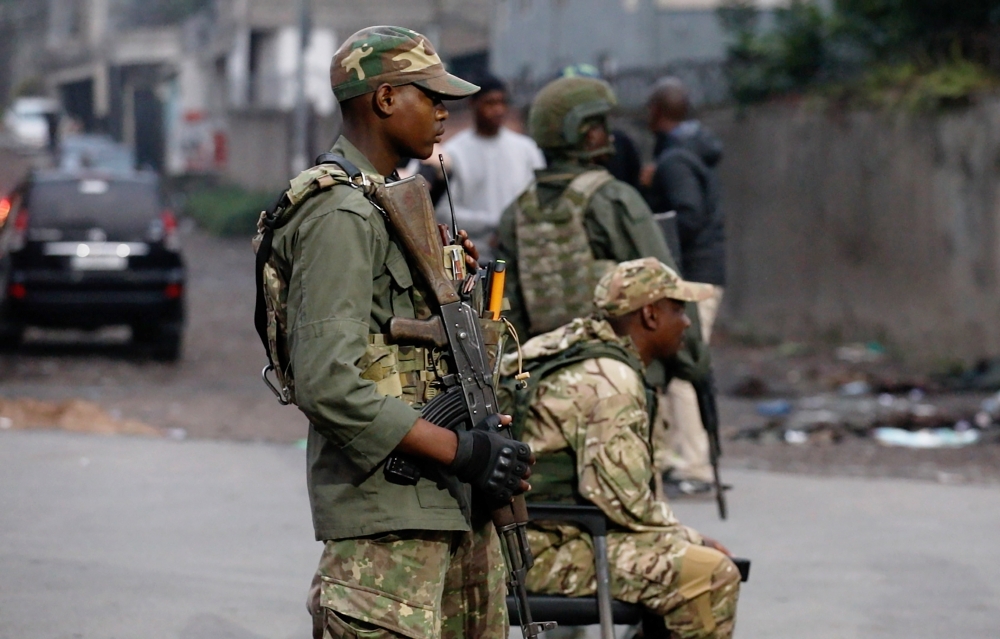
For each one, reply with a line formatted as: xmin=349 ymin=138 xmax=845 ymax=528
xmin=438 ymin=127 xmax=545 ymax=263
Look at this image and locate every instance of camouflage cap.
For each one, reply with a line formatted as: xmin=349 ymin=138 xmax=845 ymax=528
xmin=594 ymin=257 xmax=714 ymax=317
xmin=330 ymin=26 xmax=479 ymax=102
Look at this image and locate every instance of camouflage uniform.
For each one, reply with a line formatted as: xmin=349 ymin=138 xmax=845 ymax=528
xmin=273 ymin=27 xmax=506 ymax=639
xmin=501 ymin=259 xmax=740 ymax=639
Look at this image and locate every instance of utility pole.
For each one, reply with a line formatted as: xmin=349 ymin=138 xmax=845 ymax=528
xmin=291 ymin=0 xmax=311 ymax=174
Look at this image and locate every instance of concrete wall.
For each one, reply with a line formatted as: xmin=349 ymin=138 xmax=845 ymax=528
xmin=224 ymin=109 xmax=341 ymax=193
xmin=491 ymin=0 xmax=727 ymax=83
xmin=708 ymin=98 xmax=1000 ymax=363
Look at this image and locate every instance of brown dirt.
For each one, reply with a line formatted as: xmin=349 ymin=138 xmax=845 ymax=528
xmin=0 ymin=396 xmax=159 ymax=436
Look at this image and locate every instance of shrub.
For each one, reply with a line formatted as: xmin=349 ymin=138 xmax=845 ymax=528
xmin=183 ymin=185 xmax=273 ymax=237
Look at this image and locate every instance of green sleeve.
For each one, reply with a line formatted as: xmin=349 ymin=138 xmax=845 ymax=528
xmin=584 ymin=183 xmax=711 ymax=385
xmin=495 ymin=201 xmax=531 ymax=340
xmin=287 ymin=203 xmax=420 ymax=474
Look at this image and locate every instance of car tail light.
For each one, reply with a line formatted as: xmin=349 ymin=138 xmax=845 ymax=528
xmin=164 ymin=283 xmax=183 ymax=300
xmin=8 ymin=283 xmax=26 ymax=300
xmin=9 ymin=207 xmax=28 ymax=252
xmin=0 ymin=198 xmax=10 ymax=226
xmin=161 ymin=210 xmax=180 ymax=252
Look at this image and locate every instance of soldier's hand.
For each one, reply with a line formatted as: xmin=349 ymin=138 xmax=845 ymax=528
xmin=449 ymin=414 xmax=533 ymax=503
xmin=702 ymin=537 xmax=732 ymax=557
xmin=454 ymin=229 xmax=480 ymax=269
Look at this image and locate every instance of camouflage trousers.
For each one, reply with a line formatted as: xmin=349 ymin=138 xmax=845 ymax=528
xmin=525 ymin=525 xmax=740 ymax=639
xmin=307 ymin=524 xmax=508 ymax=639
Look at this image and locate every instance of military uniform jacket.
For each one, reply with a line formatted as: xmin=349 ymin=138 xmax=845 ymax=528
xmin=505 ymin=317 xmax=700 ymax=537
xmin=496 ymin=161 xmax=710 ymax=385
xmin=270 ymin=137 xmax=469 ymax=541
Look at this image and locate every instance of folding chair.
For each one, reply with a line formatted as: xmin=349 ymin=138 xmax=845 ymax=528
xmin=507 ymin=503 xmax=750 ymax=639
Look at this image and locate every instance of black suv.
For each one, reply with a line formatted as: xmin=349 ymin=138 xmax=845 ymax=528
xmin=0 ymin=170 xmax=185 ymax=360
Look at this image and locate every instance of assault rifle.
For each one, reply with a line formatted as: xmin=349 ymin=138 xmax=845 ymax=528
xmin=693 ymin=371 xmax=727 ymax=520
xmin=374 ymin=175 xmax=555 ymax=639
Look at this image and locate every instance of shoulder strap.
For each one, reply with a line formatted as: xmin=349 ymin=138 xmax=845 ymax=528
xmin=315 ymin=153 xmax=362 ymax=179
xmin=564 ymin=169 xmax=615 ymax=203
xmin=510 ymin=339 xmax=645 ymax=439
xmin=253 ymin=154 xmax=364 ymax=363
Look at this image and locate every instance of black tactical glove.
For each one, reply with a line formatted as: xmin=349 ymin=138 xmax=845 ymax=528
xmin=449 ymin=414 xmax=532 ymax=504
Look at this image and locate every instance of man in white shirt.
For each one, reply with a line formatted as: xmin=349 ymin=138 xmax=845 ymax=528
xmin=438 ymin=75 xmax=545 ymax=264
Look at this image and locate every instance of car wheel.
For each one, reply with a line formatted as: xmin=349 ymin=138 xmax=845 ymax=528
xmin=133 ymin=323 xmax=183 ymax=362
xmin=0 ymin=322 xmax=24 ymax=351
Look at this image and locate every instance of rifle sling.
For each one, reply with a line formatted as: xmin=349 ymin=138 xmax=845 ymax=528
xmin=253 ymin=153 xmax=365 ymax=366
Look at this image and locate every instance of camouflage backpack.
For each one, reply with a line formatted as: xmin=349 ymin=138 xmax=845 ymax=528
xmin=497 ymin=322 xmax=656 ymax=503
xmin=253 ymin=154 xmax=375 ymax=405
xmin=513 ymin=169 xmax=615 ymax=336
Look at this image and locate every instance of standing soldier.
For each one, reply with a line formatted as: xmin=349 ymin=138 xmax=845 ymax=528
xmin=255 ymin=26 xmax=532 ymax=639
xmin=644 ymin=76 xmax=727 ymax=495
xmin=495 ymin=76 xmax=712 ymax=483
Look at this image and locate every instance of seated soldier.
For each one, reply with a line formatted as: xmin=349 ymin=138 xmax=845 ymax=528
xmin=500 ymin=257 xmax=740 ymax=639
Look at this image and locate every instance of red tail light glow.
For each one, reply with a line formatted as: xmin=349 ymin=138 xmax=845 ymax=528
xmin=161 ymin=210 xmax=180 ymax=251
xmin=164 ymin=283 xmax=183 ymax=300
xmin=162 ymin=210 xmax=178 ymax=234
xmin=13 ymin=208 xmax=28 ymax=231
xmin=9 ymin=207 xmax=28 ymax=251
xmin=8 ymin=283 xmax=26 ymax=300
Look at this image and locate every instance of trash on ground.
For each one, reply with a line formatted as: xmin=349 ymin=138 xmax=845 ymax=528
xmin=756 ymin=399 xmax=792 ymax=417
xmin=731 ymin=376 xmax=770 ymax=398
xmin=735 ymin=388 xmax=998 ymax=447
xmin=835 ymin=341 xmax=885 ymax=364
xmin=939 ymin=358 xmax=1000 ymax=391
xmin=0 ymin=397 xmax=159 ymax=436
xmin=873 ymin=427 xmax=981 ymax=449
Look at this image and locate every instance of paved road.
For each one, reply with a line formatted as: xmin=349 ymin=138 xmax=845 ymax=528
xmin=2 ymin=430 xmax=998 ymax=639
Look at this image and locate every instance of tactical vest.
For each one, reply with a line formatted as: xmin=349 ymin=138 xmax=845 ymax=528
xmin=499 ymin=336 xmax=657 ymax=504
xmin=513 ymin=170 xmax=616 ymax=336
xmin=253 ymin=155 xmax=456 ymax=408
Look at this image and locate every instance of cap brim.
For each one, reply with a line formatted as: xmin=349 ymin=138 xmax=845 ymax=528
xmin=667 ymin=280 xmax=716 ymax=303
xmin=414 ymin=73 xmax=480 ymax=99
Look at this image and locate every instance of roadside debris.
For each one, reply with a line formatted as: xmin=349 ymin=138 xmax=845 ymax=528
xmin=0 ymin=397 xmax=160 ymax=436
xmin=735 ymin=390 xmax=1000 ymax=449
xmin=873 ymin=427 xmax=980 ymax=448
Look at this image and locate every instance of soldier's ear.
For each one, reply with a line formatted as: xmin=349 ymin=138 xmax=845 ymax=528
xmin=640 ymin=304 xmax=659 ymax=331
xmin=373 ymin=84 xmax=395 ymax=117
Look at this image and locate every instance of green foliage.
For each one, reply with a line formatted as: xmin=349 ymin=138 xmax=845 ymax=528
xmin=836 ymin=0 xmax=1000 ymax=60
xmin=718 ymin=0 xmax=830 ymax=105
xmin=829 ymin=58 xmax=998 ymax=111
xmin=184 ymin=185 xmax=272 ymax=237
xmin=717 ymin=0 xmax=1000 ymax=109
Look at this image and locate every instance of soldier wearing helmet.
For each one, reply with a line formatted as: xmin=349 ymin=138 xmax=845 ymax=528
xmin=495 ymin=76 xmax=711 ymax=405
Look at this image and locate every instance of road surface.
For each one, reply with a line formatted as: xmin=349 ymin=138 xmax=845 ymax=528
xmin=1 ymin=429 xmax=998 ymax=639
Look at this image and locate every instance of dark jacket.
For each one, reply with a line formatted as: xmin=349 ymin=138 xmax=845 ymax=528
xmin=646 ymin=121 xmax=726 ymax=286
xmin=603 ymin=128 xmax=642 ymax=189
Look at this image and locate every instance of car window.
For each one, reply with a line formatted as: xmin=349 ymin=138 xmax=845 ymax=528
xmin=28 ymin=180 xmax=160 ymax=226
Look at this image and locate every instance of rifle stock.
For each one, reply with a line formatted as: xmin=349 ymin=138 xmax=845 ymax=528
xmin=375 ymin=177 xmax=458 ymax=307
